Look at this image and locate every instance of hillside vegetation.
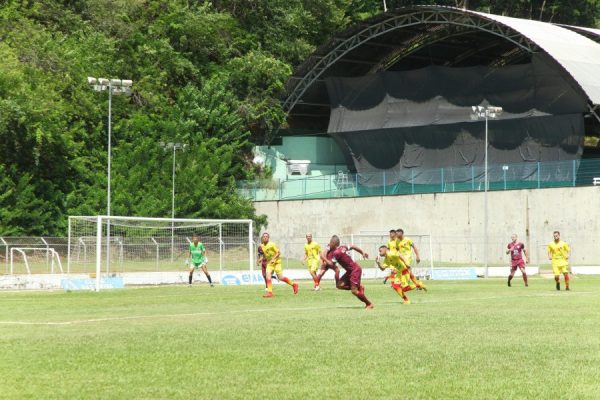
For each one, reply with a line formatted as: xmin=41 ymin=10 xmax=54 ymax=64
xmin=1 ymin=0 xmax=598 ymax=235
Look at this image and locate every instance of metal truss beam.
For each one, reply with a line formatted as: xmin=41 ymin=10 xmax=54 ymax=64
xmin=283 ymin=8 xmax=539 ymax=115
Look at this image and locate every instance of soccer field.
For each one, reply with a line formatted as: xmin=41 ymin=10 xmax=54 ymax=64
xmin=1 ymin=277 xmax=600 ymax=399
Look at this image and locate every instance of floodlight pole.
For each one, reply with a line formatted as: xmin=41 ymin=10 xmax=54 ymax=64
xmin=88 ymin=77 xmax=132 ymax=273
xmin=484 ymin=111 xmax=488 ymax=279
xmin=161 ymin=142 xmax=186 ymax=262
xmin=472 ymin=105 xmax=502 ymax=278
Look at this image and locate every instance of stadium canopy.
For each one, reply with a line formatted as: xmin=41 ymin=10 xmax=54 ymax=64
xmin=282 ymin=6 xmax=600 ymax=186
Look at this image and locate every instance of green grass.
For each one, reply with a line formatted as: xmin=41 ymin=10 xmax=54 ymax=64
xmin=1 ymin=277 xmax=600 ymax=399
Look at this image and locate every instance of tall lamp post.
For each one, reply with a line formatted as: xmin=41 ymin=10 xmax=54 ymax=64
xmin=160 ymin=142 xmax=187 ymax=262
xmin=471 ymin=105 xmax=503 ymax=278
xmin=88 ymin=77 xmax=133 ymax=272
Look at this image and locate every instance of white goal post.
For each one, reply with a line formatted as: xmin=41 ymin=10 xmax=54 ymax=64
xmin=68 ymin=216 xmax=254 ymax=291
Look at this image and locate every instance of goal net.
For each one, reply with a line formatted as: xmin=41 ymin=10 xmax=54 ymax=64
xmin=355 ymin=231 xmax=434 ymax=280
xmin=68 ymin=216 xmax=253 ymax=289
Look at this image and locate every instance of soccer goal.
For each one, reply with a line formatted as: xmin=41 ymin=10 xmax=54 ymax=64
xmin=354 ymin=231 xmax=434 ymax=279
xmin=68 ymin=216 xmax=254 ymax=290
xmin=10 ymin=247 xmax=64 ymax=275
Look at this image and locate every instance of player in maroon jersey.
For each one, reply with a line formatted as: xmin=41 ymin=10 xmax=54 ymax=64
xmin=321 ymin=235 xmax=373 ymax=309
xmin=506 ymin=233 xmax=528 ymax=287
xmin=315 ymin=244 xmax=340 ymax=287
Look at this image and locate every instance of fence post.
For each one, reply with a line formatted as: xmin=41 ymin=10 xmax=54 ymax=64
xmin=383 ymin=170 xmax=386 ymax=196
xmin=355 ymin=173 xmax=358 ymax=196
xmin=278 ymin=178 xmax=283 ymax=200
xmin=572 ymin=159 xmax=576 ymax=187
xmin=411 ymin=169 xmax=415 ymax=194
xmin=537 ymin=162 xmax=541 ymax=189
xmin=441 ymin=168 xmax=444 ymax=192
xmin=303 ymin=177 xmax=307 ymax=199
xmin=471 ymin=165 xmax=475 ymax=191
xmin=1 ymin=237 xmax=7 ymax=275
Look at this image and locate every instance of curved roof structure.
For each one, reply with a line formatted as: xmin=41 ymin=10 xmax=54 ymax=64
xmin=285 ymin=6 xmax=600 ymax=133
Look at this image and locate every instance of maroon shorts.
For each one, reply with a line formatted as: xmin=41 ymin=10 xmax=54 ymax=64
xmin=510 ymin=261 xmax=525 ymax=271
xmin=340 ymin=266 xmax=362 ymax=288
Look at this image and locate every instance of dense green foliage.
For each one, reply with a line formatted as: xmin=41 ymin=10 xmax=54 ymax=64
xmin=1 ymin=1 xmax=599 ymax=235
xmin=2 ymin=278 xmax=600 ymax=398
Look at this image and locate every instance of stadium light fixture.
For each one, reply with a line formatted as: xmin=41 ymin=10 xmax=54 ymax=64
xmin=88 ymin=76 xmax=133 ymax=272
xmin=471 ymin=105 xmax=503 ymax=278
xmin=160 ymin=142 xmax=187 ymax=262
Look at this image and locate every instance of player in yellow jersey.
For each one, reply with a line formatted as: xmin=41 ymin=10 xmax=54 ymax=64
xmin=260 ymin=232 xmax=298 ymax=298
xmin=383 ymin=229 xmax=399 ymax=284
xmin=547 ymin=231 xmax=571 ymax=291
xmin=303 ymin=233 xmax=322 ymax=291
xmin=375 ymin=245 xmax=414 ymax=304
xmin=396 ymin=228 xmax=426 ymax=290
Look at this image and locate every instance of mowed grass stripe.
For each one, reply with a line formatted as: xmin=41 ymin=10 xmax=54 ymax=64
xmin=1 ymin=277 xmax=599 ymax=399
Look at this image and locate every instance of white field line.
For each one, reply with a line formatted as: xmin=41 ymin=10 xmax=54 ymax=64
xmin=0 ymin=290 xmax=598 ymax=326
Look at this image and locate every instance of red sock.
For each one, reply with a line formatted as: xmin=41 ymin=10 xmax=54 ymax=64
xmin=313 ymin=277 xmax=319 ymax=287
xmin=564 ymin=274 xmax=570 ymax=288
xmin=280 ymin=277 xmax=293 ymax=286
xmin=266 ymin=278 xmax=273 ymax=293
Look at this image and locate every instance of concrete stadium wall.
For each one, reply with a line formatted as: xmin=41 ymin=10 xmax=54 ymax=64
xmin=254 ymin=186 xmax=600 ymax=266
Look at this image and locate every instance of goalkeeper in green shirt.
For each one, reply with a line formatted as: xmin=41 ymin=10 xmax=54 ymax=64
xmin=187 ymin=234 xmax=213 ymax=287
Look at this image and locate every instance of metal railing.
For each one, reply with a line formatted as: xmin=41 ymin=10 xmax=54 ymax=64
xmin=239 ymin=158 xmax=600 ymax=201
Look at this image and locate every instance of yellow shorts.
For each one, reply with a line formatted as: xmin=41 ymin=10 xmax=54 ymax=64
xmin=393 ymin=269 xmax=415 ymax=289
xmin=307 ymin=258 xmax=320 ymax=273
xmin=266 ymin=261 xmax=283 ymax=275
xmin=552 ymin=264 xmax=569 ymax=275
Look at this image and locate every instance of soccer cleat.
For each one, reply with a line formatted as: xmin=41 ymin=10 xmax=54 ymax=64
xmin=420 ymin=284 xmax=428 ymax=292
xmin=262 ymin=292 xmax=273 ymax=298
xmin=525 ymin=283 xmax=529 ymax=287
xmin=365 ymin=304 xmax=374 ymax=310
xmin=383 ymin=277 xmax=388 ymax=284
xmin=314 ymin=286 xmax=321 ymax=291
xmin=293 ymin=283 xmax=299 ymax=294
xmin=566 ymin=287 xmax=570 ymax=291
xmin=403 ymin=299 xmax=411 ymax=305
xmin=210 ymin=284 xmax=214 ymax=287
xmin=556 ymin=282 xmax=560 ymax=291
xmin=508 ymin=280 xmax=511 ymax=287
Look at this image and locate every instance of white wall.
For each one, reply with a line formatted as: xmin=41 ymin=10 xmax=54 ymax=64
xmin=254 ymin=186 xmax=600 ymax=266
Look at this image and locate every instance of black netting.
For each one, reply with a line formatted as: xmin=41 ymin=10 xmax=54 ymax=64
xmin=326 ymin=55 xmax=586 ymax=186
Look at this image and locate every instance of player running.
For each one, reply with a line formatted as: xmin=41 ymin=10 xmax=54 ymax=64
xmin=383 ymin=229 xmax=398 ymax=284
xmin=376 ymin=245 xmax=415 ymax=304
xmin=188 ymin=234 xmax=213 ymax=287
xmin=322 ymin=235 xmax=373 ymax=309
xmin=260 ymin=232 xmax=298 ymax=298
xmin=396 ymin=228 xmax=426 ymax=290
xmin=548 ymin=231 xmax=571 ymax=291
xmin=303 ymin=233 xmax=322 ymax=291
xmin=506 ymin=234 xmax=528 ymax=287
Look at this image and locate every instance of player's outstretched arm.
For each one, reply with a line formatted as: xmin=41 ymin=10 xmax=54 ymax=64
xmin=375 ymin=256 xmax=386 ymax=271
xmin=349 ymin=245 xmax=368 ymax=259
xmin=523 ymin=248 xmax=528 ymax=264
xmin=412 ymin=243 xmax=420 ymax=263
